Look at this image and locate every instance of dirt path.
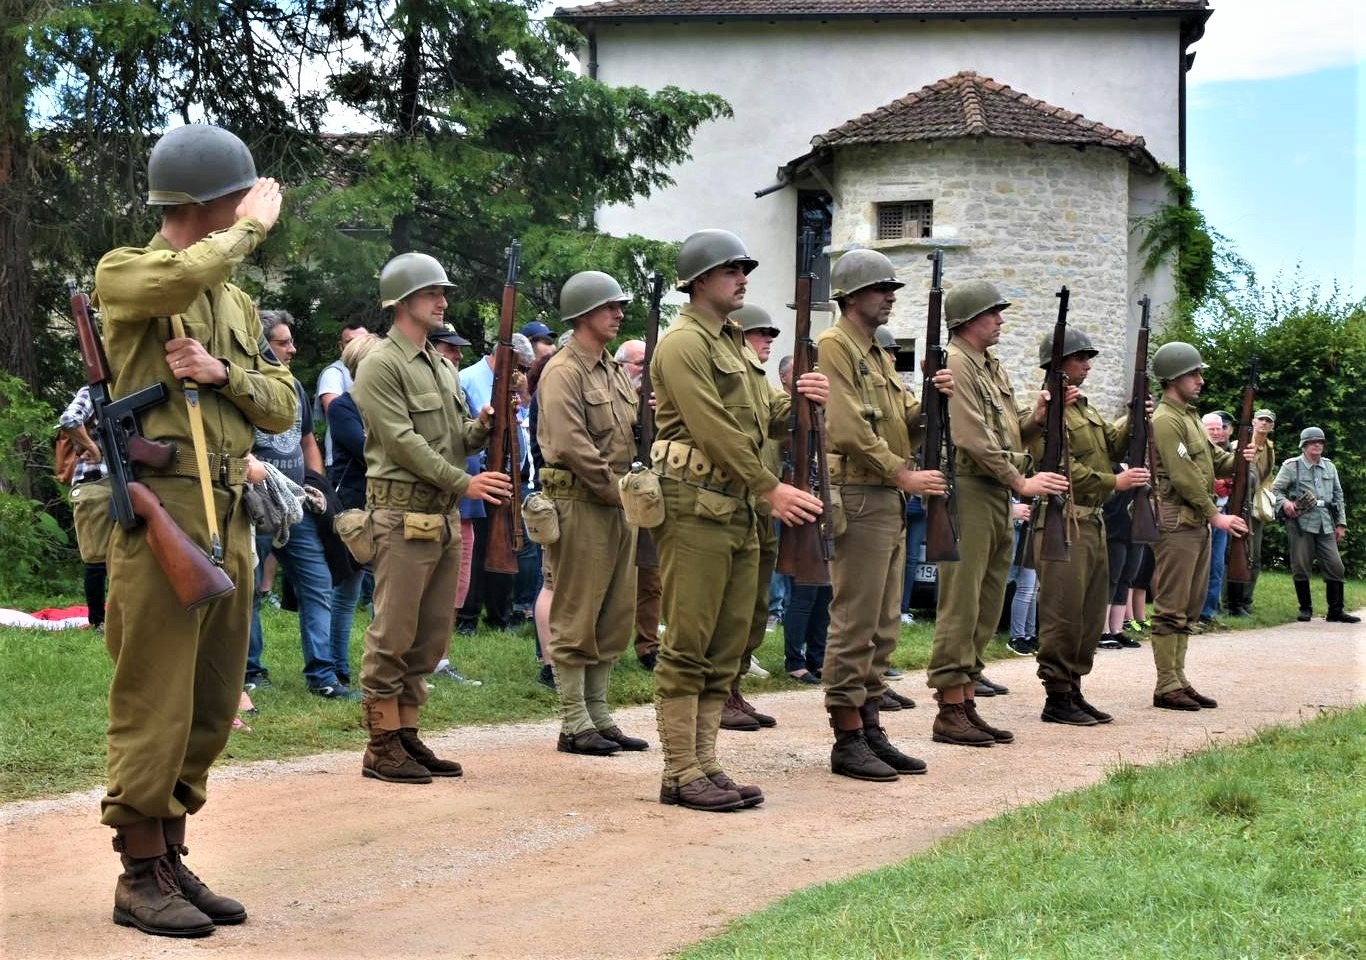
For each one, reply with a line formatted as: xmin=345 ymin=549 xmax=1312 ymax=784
xmin=2 ymin=619 xmax=1362 ymax=960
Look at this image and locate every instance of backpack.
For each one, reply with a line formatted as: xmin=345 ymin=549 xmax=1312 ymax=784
xmin=54 ymin=433 xmax=78 ymax=485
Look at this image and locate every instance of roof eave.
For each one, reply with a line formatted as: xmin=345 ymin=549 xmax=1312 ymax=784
xmin=554 ymin=7 xmax=1212 ymax=31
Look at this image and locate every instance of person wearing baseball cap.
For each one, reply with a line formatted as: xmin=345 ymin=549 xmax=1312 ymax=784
xmin=521 ymin=321 xmax=555 ymax=360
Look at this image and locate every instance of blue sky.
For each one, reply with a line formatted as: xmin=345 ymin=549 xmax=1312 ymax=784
xmin=1185 ymin=1 xmax=1363 ymax=301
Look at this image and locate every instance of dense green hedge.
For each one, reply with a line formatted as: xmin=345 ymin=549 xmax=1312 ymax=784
xmin=1161 ymin=282 xmax=1366 ymax=577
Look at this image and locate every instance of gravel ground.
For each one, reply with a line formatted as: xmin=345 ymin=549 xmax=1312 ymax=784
xmin=2 ymin=616 xmax=1361 ymax=960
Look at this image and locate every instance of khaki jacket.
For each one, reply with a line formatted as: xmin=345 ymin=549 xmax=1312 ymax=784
xmin=817 ymin=317 xmax=923 ymax=481
xmin=1056 ymin=397 xmax=1128 ymax=508
xmin=352 ymin=325 xmax=489 ymax=496
xmin=537 ymin=334 xmax=639 ymax=505
xmin=946 ymin=338 xmax=1039 ymax=486
xmin=650 ymin=303 xmax=788 ymax=497
xmin=93 ymin=219 xmax=297 ymax=455
xmin=1152 ymin=395 xmax=1235 ymax=521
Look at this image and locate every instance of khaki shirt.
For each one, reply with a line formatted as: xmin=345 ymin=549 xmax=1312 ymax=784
xmin=1152 ymin=395 xmax=1235 ymax=518
xmin=1053 ymin=398 xmax=1128 ymax=508
xmin=93 ymin=219 xmax=297 ymax=453
xmin=1251 ymin=438 xmax=1277 ymax=493
xmin=537 ymin=334 xmax=639 ymax=504
xmin=651 ymin=303 xmax=788 ymax=497
xmin=352 ymin=325 xmax=489 ymax=496
xmin=947 ymin=338 xmax=1039 ymax=486
xmin=817 ymin=317 xmax=923 ymax=480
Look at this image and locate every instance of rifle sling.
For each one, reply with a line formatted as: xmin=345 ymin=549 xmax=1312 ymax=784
xmin=169 ymin=314 xmax=225 ymax=564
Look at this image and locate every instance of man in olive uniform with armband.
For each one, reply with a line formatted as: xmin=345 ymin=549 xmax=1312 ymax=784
xmin=93 ymin=124 xmax=297 ymax=938
xmin=926 ymin=280 xmax=1068 ymax=747
xmin=818 ymin=250 xmax=953 ymax=781
xmin=350 ymin=253 xmax=511 ymax=782
xmin=1148 ymin=342 xmax=1250 ymax=711
xmin=650 ymin=229 xmax=827 ymax=813
xmin=1030 ymin=329 xmax=1150 ymax=727
xmin=537 ymin=270 xmax=650 ymax=756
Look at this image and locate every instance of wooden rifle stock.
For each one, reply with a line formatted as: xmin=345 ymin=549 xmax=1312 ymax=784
xmin=1127 ymin=295 xmax=1160 ymax=543
xmin=774 ymin=228 xmax=833 ymax=586
xmin=634 ymin=273 xmax=665 ymax=571
xmin=1224 ymin=358 xmax=1260 ymax=583
xmin=1036 ymin=286 xmax=1072 ymax=564
xmin=919 ymin=249 xmax=959 ymax=562
xmin=69 ymin=284 xmax=234 ymax=610
xmin=484 ymin=241 xmax=525 ymax=575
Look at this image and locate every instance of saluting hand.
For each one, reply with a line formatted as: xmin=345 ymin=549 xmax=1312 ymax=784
xmin=236 ymin=178 xmax=283 ymax=231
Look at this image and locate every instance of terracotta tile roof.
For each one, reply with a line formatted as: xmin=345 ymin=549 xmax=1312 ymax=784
xmin=556 ymin=0 xmax=1208 ymax=21
xmin=788 ymin=71 xmax=1158 ymax=170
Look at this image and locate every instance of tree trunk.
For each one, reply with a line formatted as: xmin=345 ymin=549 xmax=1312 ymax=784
xmin=0 ymin=0 xmax=37 ymax=387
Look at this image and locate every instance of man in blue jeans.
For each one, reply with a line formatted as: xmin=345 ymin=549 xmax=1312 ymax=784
xmin=1200 ymin=410 xmax=1233 ymax=626
xmin=244 ymin=311 xmax=352 ymax=699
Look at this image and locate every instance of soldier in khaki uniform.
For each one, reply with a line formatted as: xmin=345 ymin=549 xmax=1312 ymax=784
xmin=1148 ymin=342 xmax=1249 ymax=710
xmin=537 ymin=271 xmax=649 ymax=755
xmin=926 ymin=280 xmax=1068 ymax=747
xmin=1030 ymin=329 xmax=1150 ymax=727
xmin=719 ymin=303 xmax=785 ymax=732
xmin=92 ymin=125 xmax=296 ymax=937
xmin=650 ymin=229 xmax=827 ymax=812
xmin=351 ymin=253 xmax=511 ymax=780
xmin=818 ymin=250 xmax=952 ymax=781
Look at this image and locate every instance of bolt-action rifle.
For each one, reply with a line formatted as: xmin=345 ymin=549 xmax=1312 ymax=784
xmin=1225 ymin=357 xmax=1260 ymax=583
xmin=774 ymin=228 xmax=833 ymax=585
xmin=633 ymin=273 xmax=665 ymax=571
xmin=69 ymin=283 xmax=235 ymax=610
xmin=1126 ymin=295 xmax=1161 ymax=543
xmin=484 ymin=240 xmax=525 ymax=575
xmin=918 ymin=249 xmax=959 ymax=562
xmin=1022 ymin=286 xmax=1074 ymax=566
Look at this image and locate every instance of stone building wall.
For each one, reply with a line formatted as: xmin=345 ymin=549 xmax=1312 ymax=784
xmin=828 ymin=138 xmax=1135 ymax=415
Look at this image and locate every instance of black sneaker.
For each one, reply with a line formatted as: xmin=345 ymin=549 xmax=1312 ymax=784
xmin=537 ymin=664 xmax=556 ymax=690
xmin=1116 ymin=632 xmax=1142 ymax=648
xmin=309 ymin=683 xmax=361 ymax=701
xmin=1097 ymin=633 xmax=1123 ymax=649
xmin=243 ymin=673 xmax=271 ymax=693
xmin=1006 ymin=636 xmax=1034 ymax=656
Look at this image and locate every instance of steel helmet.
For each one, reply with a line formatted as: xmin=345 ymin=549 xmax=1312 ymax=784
xmin=831 ymin=249 xmax=904 ymax=299
xmin=1038 ymin=328 xmax=1098 ymax=368
xmin=1299 ymin=426 xmax=1326 ymax=447
xmin=559 ymin=271 xmax=631 ymax=323
xmin=1150 ymin=341 xmax=1205 ymax=381
xmin=379 ymin=253 xmax=456 ymax=309
xmin=944 ymin=280 xmax=1011 ymax=329
xmin=733 ymin=304 xmax=778 ymax=334
xmin=147 ymin=125 xmax=258 ymax=206
xmin=675 ymin=229 xmax=758 ymax=291
xmin=874 ymin=326 xmax=900 ymax=350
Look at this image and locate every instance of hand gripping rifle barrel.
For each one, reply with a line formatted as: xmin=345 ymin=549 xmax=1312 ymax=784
xmin=774 ymin=227 xmax=833 ymax=586
xmin=918 ymin=249 xmax=959 ymax=562
xmin=69 ymin=282 xmax=234 ymax=610
xmin=484 ymin=240 xmax=525 ymax=575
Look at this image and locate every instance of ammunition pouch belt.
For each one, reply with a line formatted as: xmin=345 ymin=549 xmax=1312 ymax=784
xmin=147 ymin=448 xmax=251 ymax=486
xmin=827 ymin=452 xmax=894 ymax=488
xmin=650 ymin=440 xmax=747 ymax=499
xmin=540 ymin=466 xmax=612 ymax=505
xmin=366 ymin=478 xmax=456 ymax=514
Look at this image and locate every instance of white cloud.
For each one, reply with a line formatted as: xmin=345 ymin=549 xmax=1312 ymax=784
xmin=1188 ymin=0 xmax=1365 ymax=85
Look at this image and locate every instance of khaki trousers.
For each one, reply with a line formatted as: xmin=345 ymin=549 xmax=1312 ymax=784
xmin=653 ymin=478 xmax=758 ymax=700
xmin=544 ymin=497 xmax=637 ymax=665
xmin=1151 ymin=523 xmax=1210 ymax=695
xmin=102 ymin=479 xmax=252 ymax=827
xmin=1035 ymin=515 xmax=1107 ymax=689
xmin=361 ymin=508 xmax=461 ymax=706
xmin=928 ymin=476 xmax=1013 ymax=690
xmin=633 ymin=562 xmax=662 ymax=659
xmin=738 ymin=515 xmax=778 ymax=672
xmin=823 ymin=486 xmax=904 ymax=710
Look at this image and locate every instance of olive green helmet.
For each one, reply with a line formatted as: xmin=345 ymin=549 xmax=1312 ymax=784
xmin=874 ymin=326 xmax=899 ymax=350
xmin=1150 ymin=341 xmax=1205 ymax=381
xmin=559 ymin=271 xmax=631 ymax=323
xmin=733 ymin=303 xmax=778 ymax=334
xmin=379 ymin=252 xmax=456 ymax=309
xmin=944 ymin=280 xmax=1011 ymax=329
xmin=1299 ymin=426 xmax=1326 ymax=447
xmin=1038 ymin=327 xmax=1098 ymax=368
xmin=831 ymin=249 xmax=904 ymax=299
xmin=147 ymin=125 xmax=258 ymax=206
xmin=676 ymin=229 xmax=758 ymax=291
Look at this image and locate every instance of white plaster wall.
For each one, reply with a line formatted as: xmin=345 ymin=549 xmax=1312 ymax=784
xmin=584 ymin=16 xmax=1185 ymax=376
xmin=824 ymin=138 xmax=1132 ymax=411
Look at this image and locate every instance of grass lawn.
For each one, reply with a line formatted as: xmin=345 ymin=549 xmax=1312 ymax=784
xmin=0 ymin=571 xmax=1360 ymax=803
xmin=680 ymin=704 xmax=1366 ymax=960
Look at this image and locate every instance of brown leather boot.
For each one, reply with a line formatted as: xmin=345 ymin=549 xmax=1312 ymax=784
xmin=719 ymin=689 xmax=761 ymax=731
xmin=829 ymin=707 xmax=899 ymax=781
xmin=858 ymin=702 xmax=927 ymax=775
xmin=598 ymin=726 xmax=649 ymax=751
xmin=707 ymin=771 xmax=764 ymax=808
xmin=1153 ymin=688 xmax=1201 ymax=711
xmin=1040 ymin=691 xmax=1098 ymax=726
xmin=1072 ymin=684 xmax=1113 ymax=724
xmin=161 ymin=817 xmax=247 ymax=924
xmin=364 ymin=729 xmax=435 ymax=782
xmin=962 ymin=698 xmax=1015 ymax=742
xmin=931 ymin=699 xmax=995 ymax=747
xmin=731 ymin=679 xmax=776 ymax=727
xmin=1181 ymin=686 xmax=1218 ymax=708
xmin=659 ymin=776 xmax=744 ymax=812
xmin=399 ymin=730 xmax=465 ymax=775
xmin=112 ymin=820 xmax=215 ymax=938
